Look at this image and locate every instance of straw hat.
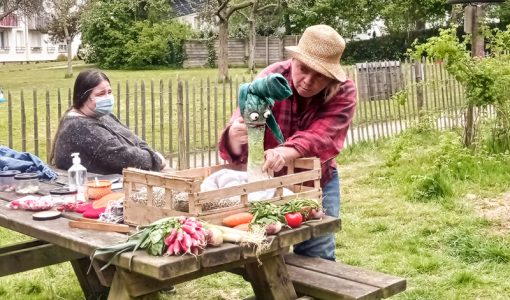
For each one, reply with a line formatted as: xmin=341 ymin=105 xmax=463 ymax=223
xmin=286 ymin=25 xmax=347 ymax=82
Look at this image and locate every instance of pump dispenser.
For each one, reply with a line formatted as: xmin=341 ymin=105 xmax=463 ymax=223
xmin=68 ymin=153 xmax=87 ymax=201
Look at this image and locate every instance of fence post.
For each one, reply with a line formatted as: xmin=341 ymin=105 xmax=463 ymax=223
xmin=45 ymin=89 xmax=51 ymax=163
xmin=177 ymin=81 xmax=188 ymax=170
xmin=414 ymin=59 xmax=424 ymax=115
xmin=265 ymin=36 xmax=269 ymax=66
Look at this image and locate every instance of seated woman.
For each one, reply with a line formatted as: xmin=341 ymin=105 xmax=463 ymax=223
xmin=50 ymin=69 xmax=166 ymax=174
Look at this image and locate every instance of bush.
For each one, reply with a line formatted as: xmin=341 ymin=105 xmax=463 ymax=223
xmin=342 ymin=27 xmax=463 ymax=64
xmin=55 ymin=54 xmax=67 ymax=61
xmin=125 ymin=21 xmax=191 ymax=68
xmin=80 ymin=0 xmax=192 ymax=69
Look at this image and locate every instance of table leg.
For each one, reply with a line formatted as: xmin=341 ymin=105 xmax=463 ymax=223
xmin=244 ymin=254 xmax=297 ymax=300
xmin=107 ymin=268 xmax=161 ymax=300
xmin=71 ymin=257 xmax=110 ymax=300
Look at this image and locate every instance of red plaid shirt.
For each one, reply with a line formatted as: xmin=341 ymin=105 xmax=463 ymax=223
xmin=218 ymin=59 xmax=357 ymax=186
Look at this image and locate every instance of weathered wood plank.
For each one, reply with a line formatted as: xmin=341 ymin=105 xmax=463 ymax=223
xmin=278 ymin=225 xmax=312 ymax=248
xmin=0 ymin=242 xmax=84 ymax=277
xmin=108 ymin=270 xmax=158 ymax=300
xmin=0 ymin=239 xmax=46 ymax=254
xmin=71 ymin=257 xmax=110 ymax=300
xmin=200 ymin=242 xmax=240 ymax=268
xmin=287 ymin=265 xmax=382 ymax=300
xmin=285 ymin=254 xmax=406 ymax=299
xmin=244 ymin=254 xmax=297 ymax=300
xmin=304 ymin=216 xmax=342 ymax=238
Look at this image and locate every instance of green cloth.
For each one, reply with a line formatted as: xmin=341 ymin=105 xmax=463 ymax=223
xmin=238 ymin=74 xmax=292 ymax=144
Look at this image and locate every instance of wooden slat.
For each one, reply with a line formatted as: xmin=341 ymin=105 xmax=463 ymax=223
xmin=278 ymin=226 xmax=311 ymax=248
xmin=0 ymin=239 xmax=46 ymax=255
xmin=285 ymin=254 xmax=406 ymax=299
xmin=288 ymin=264 xmax=382 ymax=300
xmin=0 ymin=242 xmax=84 ymax=276
xmin=304 ymin=216 xmax=342 ymax=238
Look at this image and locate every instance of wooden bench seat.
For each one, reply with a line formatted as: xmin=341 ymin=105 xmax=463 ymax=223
xmin=284 ymin=253 xmax=406 ymax=300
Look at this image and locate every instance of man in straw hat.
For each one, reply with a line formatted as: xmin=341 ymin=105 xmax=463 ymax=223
xmin=219 ymin=25 xmax=357 ymax=261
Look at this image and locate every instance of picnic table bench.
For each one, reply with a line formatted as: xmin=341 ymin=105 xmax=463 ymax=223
xmin=0 ymin=173 xmax=406 ymax=300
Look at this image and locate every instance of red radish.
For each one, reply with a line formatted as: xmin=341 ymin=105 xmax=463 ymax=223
xmin=285 ymin=212 xmax=303 ymax=228
xmin=164 ymin=228 xmax=178 ymax=246
xmin=309 ymin=209 xmax=325 ymax=219
xmin=265 ymin=221 xmax=282 ymax=235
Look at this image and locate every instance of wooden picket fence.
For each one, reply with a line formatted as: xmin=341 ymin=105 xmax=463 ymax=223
xmin=0 ymin=59 xmax=496 ymax=169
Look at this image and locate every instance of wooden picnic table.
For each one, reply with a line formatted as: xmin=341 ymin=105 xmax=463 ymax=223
xmin=0 ymin=174 xmax=341 ymax=300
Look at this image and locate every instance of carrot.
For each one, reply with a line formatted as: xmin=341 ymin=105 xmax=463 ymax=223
xmin=234 ymin=223 xmax=250 ymax=231
xmin=222 ymin=212 xmax=254 ymax=227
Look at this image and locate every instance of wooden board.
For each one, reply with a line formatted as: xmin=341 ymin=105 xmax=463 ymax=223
xmin=0 ymin=241 xmax=84 ymax=276
xmin=285 ymin=254 xmax=406 ymax=299
xmin=304 ymin=216 xmax=342 ymax=238
xmin=287 ymin=265 xmax=382 ymax=300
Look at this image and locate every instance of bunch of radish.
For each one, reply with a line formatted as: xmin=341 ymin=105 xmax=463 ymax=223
xmin=164 ymin=217 xmax=210 ymax=256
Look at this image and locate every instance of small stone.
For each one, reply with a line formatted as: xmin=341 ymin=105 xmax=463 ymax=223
xmin=465 ymin=193 xmax=477 ymax=201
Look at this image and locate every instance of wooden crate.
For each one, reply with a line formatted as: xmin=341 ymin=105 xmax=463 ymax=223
xmin=123 ymin=157 xmax=322 ymax=226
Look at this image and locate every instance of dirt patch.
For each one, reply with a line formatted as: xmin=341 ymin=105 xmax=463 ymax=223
xmin=470 ymin=192 xmax=510 ymax=234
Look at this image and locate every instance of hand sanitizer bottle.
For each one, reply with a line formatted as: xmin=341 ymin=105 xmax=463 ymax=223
xmin=68 ymin=153 xmax=87 ymax=202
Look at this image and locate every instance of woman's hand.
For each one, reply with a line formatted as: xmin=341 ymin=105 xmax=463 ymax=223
xmin=155 ymin=152 xmax=167 ymax=170
xmin=228 ymin=116 xmax=248 ymax=155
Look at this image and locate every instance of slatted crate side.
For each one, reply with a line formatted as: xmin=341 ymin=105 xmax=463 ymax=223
xmin=123 ymin=158 xmax=322 ymax=226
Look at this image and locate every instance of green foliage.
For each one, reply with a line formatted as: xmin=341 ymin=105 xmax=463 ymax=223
xmin=125 ymin=21 xmax=191 ymax=68
xmin=410 ymin=172 xmax=453 ymax=202
xmin=447 ymin=230 xmax=510 ymax=264
xmin=413 ymin=26 xmax=510 ymax=152
xmin=342 ymin=28 xmax=459 ymax=64
xmin=55 ymin=54 xmax=67 ymax=61
xmin=379 ymin=0 xmax=450 ymax=33
xmin=206 ymin=35 xmax=217 ymax=68
xmin=80 ymin=0 xmax=192 ymax=69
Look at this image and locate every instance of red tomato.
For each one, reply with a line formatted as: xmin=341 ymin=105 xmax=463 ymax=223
xmin=285 ymin=212 xmax=303 ymax=228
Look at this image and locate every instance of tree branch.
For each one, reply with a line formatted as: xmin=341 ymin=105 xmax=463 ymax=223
xmin=215 ymin=0 xmax=229 ymax=19
xmin=0 ymin=0 xmax=23 ymax=21
xmin=236 ymin=10 xmax=249 ymax=20
xmin=256 ymin=4 xmax=277 ymax=13
xmin=226 ymin=0 xmax=253 ymax=19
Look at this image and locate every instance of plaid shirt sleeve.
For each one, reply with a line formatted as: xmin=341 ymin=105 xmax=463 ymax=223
xmin=282 ymin=80 xmax=357 ymax=163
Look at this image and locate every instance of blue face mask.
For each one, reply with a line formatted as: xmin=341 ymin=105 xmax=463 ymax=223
xmin=94 ymin=96 xmax=114 ymax=117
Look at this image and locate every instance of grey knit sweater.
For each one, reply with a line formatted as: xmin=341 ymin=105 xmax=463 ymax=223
xmin=53 ymin=113 xmax=163 ymax=175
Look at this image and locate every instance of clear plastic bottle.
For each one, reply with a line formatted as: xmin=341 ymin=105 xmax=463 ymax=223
xmin=68 ymin=153 xmax=88 ymax=201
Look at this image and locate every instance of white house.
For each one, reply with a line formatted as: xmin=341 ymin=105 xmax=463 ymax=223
xmin=0 ymin=13 xmax=79 ymax=63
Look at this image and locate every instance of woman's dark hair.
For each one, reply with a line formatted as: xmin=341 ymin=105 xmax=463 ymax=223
xmin=72 ymin=69 xmax=110 ymax=109
xmin=49 ymin=69 xmax=110 ymax=165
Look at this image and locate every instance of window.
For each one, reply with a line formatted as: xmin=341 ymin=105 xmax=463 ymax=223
xmin=15 ymin=30 xmax=24 ymax=47
xmin=30 ymin=31 xmax=41 ymax=47
xmin=58 ymin=44 xmax=67 ymax=53
xmin=0 ymin=31 xmax=8 ymax=49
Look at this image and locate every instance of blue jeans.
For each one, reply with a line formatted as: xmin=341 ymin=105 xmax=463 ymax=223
xmin=293 ymin=168 xmax=340 ymax=261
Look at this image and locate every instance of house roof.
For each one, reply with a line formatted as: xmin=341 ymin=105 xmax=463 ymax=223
xmin=171 ymin=0 xmax=205 ymax=17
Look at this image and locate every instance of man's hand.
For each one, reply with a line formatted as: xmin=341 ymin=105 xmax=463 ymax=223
xmin=262 ymin=148 xmax=287 ymax=173
xmin=228 ymin=116 xmax=248 ymax=155
xmin=262 ymin=147 xmax=301 ymax=173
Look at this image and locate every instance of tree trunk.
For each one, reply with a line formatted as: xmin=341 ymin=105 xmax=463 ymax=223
xmin=217 ymin=20 xmax=229 ymax=82
xmin=247 ymin=3 xmax=257 ymax=74
xmin=64 ymin=26 xmax=73 ymax=78
xmin=282 ymin=0 xmax=291 ymax=35
xmin=464 ymin=5 xmax=485 ymax=147
xmin=66 ymin=38 xmax=73 ymax=78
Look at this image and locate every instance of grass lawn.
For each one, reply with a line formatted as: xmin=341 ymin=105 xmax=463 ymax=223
xmin=0 ymin=127 xmax=509 ymax=299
